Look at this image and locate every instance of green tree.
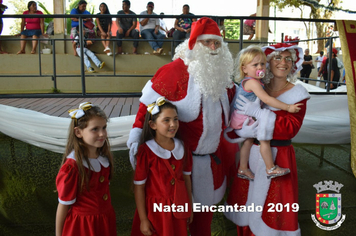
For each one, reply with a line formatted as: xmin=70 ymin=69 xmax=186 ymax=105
xmin=225 ymin=19 xmax=240 ymax=40
xmin=8 ymin=0 xmax=27 ymax=34
xmin=270 ymin=0 xmax=341 ymax=53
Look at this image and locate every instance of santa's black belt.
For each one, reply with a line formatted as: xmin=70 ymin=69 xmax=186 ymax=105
xmin=253 ymin=139 xmax=292 ymax=146
xmin=192 ymin=153 xmax=221 ymax=165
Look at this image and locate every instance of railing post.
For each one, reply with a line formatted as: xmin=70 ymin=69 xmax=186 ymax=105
xmin=38 ymin=37 xmax=42 ymax=76
xmin=78 ymin=17 xmax=86 ymax=96
xmin=239 ymin=17 xmax=243 ymax=51
xmin=326 ymin=38 xmax=333 ymax=92
xmin=52 ymin=39 xmax=57 ymax=90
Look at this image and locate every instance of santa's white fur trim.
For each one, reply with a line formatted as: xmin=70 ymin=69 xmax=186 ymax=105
xmin=258 ymin=84 xmax=310 ymax=140
xmin=140 ymin=76 xmax=201 ymax=122
xmin=197 ymin=34 xmax=223 ymax=42
xmin=127 ymin=127 xmax=142 ymax=149
xmin=256 ymin=109 xmax=276 ymax=141
xmin=224 ymin=146 xmax=301 ymax=235
xmin=192 ymin=154 xmax=227 ymax=205
xmin=195 ymin=96 xmax=222 ymax=154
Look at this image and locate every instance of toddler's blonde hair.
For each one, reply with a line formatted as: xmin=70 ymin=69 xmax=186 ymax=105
xmin=233 ymin=45 xmax=267 ymax=82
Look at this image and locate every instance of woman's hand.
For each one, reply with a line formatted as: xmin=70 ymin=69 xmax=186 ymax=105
xmin=234 ymin=119 xmax=258 ymax=139
xmin=236 ymin=96 xmax=263 ymax=119
xmin=140 ymin=219 xmax=155 ymax=236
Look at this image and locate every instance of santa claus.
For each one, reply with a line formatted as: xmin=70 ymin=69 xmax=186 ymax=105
xmin=127 ymin=17 xmax=242 ymax=235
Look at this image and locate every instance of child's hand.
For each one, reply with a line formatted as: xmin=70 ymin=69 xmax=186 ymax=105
xmin=188 ymin=211 xmax=194 ymax=224
xmin=86 ymin=40 xmax=93 ymax=46
xmin=287 ymin=103 xmax=303 ymax=113
xmin=140 ymin=219 xmax=155 ymax=235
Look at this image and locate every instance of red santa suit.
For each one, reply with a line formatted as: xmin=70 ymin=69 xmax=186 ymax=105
xmin=224 ymin=42 xmax=310 ymax=236
xmin=128 ymin=58 xmax=237 ymax=205
xmin=127 ymin=17 xmax=238 ymax=236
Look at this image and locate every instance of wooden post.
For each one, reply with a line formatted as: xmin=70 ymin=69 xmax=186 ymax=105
xmin=53 ymin=0 xmax=65 ymax=34
xmin=255 ymin=0 xmax=270 ymax=41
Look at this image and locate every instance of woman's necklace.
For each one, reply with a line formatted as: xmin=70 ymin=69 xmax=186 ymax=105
xmin=266 ymin=81 xmax=289 ymax=92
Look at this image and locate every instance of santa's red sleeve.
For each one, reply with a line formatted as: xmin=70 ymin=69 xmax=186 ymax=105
xmin=127 ymin=59 xmax=190 ymax=149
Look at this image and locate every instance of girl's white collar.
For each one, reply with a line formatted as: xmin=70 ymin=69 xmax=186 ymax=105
xmin=146 ymin=138 xmax=184 ymax=160
xmin=67 ymin=151 xmax=110 ymax=172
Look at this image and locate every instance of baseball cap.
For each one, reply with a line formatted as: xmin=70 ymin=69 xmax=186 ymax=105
xmin=147 ymin=2 xmax=154 ymax=7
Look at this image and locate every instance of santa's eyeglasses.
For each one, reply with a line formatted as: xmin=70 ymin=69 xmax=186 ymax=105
xmin=273 ymin=55 xmax=293 ymax=63
xmin=199 ymin=39 xmax=221 ymax=48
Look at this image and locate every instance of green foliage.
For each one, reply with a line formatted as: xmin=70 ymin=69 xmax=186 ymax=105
xmin=8 ymin=0 xmax=27 ymax=34
xmin=51 ymin=87 xmax=61 ymax=93
xmin=225 ymin=19 xmax=240 ymax=40
xmin=38 ymin=2 xmax=53 ymax=32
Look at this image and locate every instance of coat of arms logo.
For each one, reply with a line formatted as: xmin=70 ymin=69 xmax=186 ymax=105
xmin=311 ymin=180 xmax=346 ymax=230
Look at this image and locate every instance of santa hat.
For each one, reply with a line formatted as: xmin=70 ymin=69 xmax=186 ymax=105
xmin=188 ymin=17 xmax=222 ymax=50
xmin=262 ymin=43 xmax=304 ymax=76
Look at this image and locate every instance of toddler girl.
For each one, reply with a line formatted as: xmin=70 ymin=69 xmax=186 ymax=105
xmin=55 ymin=102 xmax=116 ymax=236
xmin=227 ymin=45 xmax=302 ymax=180
xmin=131 ymin=97 xmax=193 ymax=236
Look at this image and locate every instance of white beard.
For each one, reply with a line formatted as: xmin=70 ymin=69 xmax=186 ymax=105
xmin=175 ymin=40 xmax=234 ymax=101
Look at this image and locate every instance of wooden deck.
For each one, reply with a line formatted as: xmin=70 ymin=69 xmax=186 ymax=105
xmin=0 ymin=97 xmax=140 ymax=117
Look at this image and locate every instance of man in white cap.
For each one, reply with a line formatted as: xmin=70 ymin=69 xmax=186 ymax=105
xmin=127 ymin=17 xmax=249 ymax=235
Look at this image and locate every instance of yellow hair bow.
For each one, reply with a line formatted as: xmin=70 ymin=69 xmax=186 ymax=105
xmin=147 ymin=97 xmax=166 ymax=115
xmin=68 ymin=102 xmax=93 ymax=119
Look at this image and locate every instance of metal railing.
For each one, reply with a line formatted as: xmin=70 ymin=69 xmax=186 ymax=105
xmin=0 ymin=13 xmax=341 ymax=98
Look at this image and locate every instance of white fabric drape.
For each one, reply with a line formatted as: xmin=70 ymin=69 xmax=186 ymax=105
xmin=0 ymin=83 xmax=350 ymax=154
xmin=0 ymin=104 xmax=135 ymax=153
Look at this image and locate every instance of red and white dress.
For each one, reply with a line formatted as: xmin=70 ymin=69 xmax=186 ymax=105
xmin=56 ymin=151 xmax=116 ymax=236
xmin=131 ymin=138 xmax=192 ymax=236
xmin=128 ymin=58 xmax=238 ymax=207
xmin=225 ymin=84 xmax=310 ymax=236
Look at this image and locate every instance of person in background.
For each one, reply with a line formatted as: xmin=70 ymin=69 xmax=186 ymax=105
xmin=318 ymin=52 xmax=329 ymax=86
xmin=0 ymin=0 xmax=8 ymax=54
xmin=159 ymin=12 xmax=168 ymax=37
xmin=17 ymin=1 xmax=47 ymax=54
xmin=96 ymin=2 xmax=112 ymax=56
xmin=116 ymin=0 xmax=139 ymax=55
xmin=218 ymin=18 xmax=226 ymax=39
xmin=139 ymin=1 xmax=165 ymax=55
xmin=172 ymin=4 xmax=196 ymax=49
xmin=55 ymin=102 xmax=116 ymax=236
xmin=243 ymin=13 xmax=256 ymax=40
xmin=300 ymin=48 xmax=313 ymax=83
xmin=327 ymin=48 xmax=340 ymax=90
xmin=315 ymin=50 xmax=325 ymax=72
xmin=70 ymin=0 xmax=94 ymax=40
xmin=72 ymin=26 xmax=105 ymax=73
xmin=324 ymin=25 xmax=334 ymax=50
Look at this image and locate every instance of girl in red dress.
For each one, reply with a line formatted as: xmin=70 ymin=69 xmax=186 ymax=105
xmin=131 ymin=97 xmax=193 ymax=236
xmin=55 ymin=102 xmax=116 ymax=236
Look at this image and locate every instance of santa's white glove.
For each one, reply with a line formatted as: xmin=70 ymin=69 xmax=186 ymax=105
xmin=234 ymin=118 xmax=258 ymax=139
xmin=236 ymin=95 xmax=263 ymax=120
xmin=129 ymin=142 xmax=138 ymax=170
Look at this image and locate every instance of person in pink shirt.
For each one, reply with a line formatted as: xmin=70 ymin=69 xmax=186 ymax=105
xmin=17 ymin=1 xmax=47 ymax=54
xmin=243 ymin=13 xmax=256 ymax=40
